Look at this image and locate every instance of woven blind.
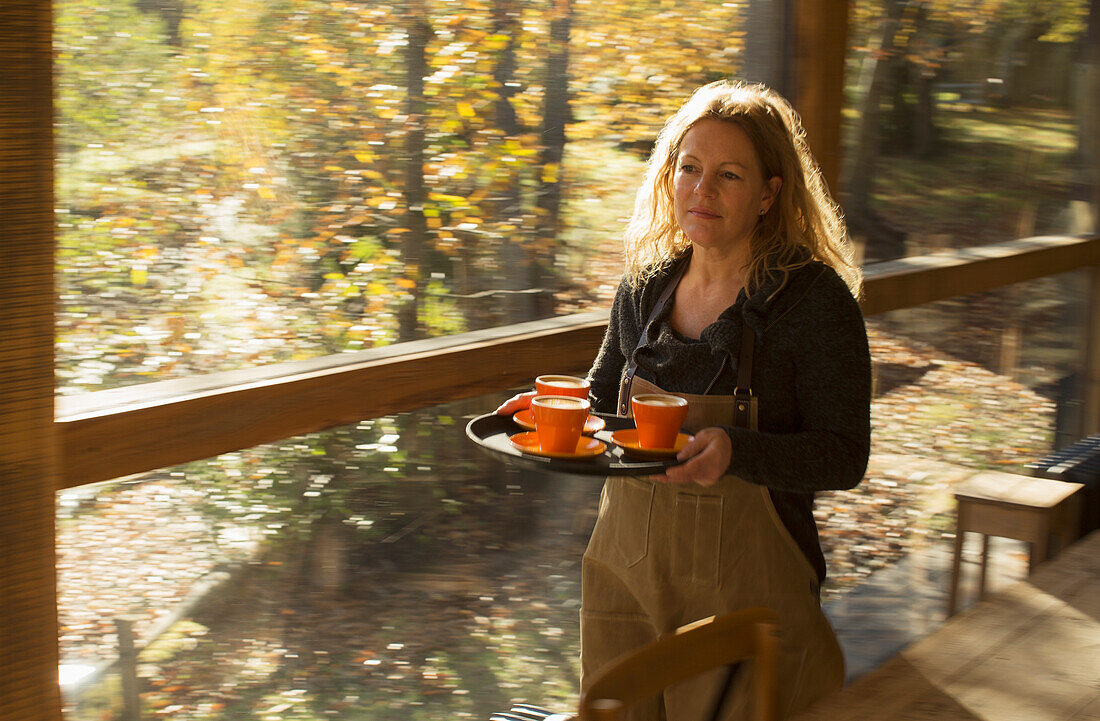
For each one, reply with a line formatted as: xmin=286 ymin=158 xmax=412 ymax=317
xmin=0 ymin=1 xmax=63 ymax=720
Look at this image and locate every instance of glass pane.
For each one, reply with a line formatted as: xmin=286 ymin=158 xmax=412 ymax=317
xmin=840 ymin=0 xmax=1095 ymax=263
xmin=820 ymin=270 xmax=1088 ymax=592
xmin=817 ymin=272 xmax=1089 ymax=673
xmin=58 ymin=262 xmax=1091 ymax=713
xmin=54 ymin=0 xmax=745 ymax=395
xmin=58 ymin=390 xmax=597 ymax=720
xmin=869 ymin=270 xmax=1091 ymax=454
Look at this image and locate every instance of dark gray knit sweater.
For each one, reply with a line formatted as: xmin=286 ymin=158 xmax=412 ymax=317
xmin=588 ymin=254 xmax=872 ymax=582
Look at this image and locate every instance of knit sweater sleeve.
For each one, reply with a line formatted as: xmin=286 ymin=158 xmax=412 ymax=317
xmin=724 ymin=272 xmax=871 ymax=493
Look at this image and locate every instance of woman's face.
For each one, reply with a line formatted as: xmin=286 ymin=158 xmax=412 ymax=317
xmin=672 ymin=118 xmax=781 ymax=253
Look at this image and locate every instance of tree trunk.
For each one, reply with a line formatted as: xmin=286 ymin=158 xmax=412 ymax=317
xmin=913 ymin=73 xmax=935 ymax=158
xmin=136 ymin=0 xmax=184 ymax=46
xmin=842 ymin=0 xmax=908 ymax=261
xmin=888 ymin=59 xmax=912 ymax=151
xmin=844 ymin=0 xmax=901 ymax=213
xmin=533 ymin=0 xmax=571 ymax=318
xmin=493 ymin=0 xmax=534 ymax=324
xmin=399 ymin=0 xmax=432 ymax=341
xmin=493 ymin=0 xmax=521 ymax=138
xmin=1076 ymin=0 xmax=1100 ymax=232
xmin=907 ymin=3 xmax=938 ymax=160
xmin=741 ymin=0 xmax=791 ymax=95
xmin=308 ymin=513 xmax=348 ymax=595
xmin=993 ymin=18 xmax=1035 ymax=107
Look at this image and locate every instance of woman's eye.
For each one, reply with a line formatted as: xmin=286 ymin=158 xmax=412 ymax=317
xmin=679 ymin=163 xmax=697 ymax=173
xmin=723 ymin=171 xmax=740 ymax=180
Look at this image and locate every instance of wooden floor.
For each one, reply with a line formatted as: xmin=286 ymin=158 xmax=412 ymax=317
xmin=792 ymin=530 xmax=1100 ymax=721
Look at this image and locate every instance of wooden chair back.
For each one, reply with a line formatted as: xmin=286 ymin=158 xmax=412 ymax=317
xmin=578 ymin=607 xmax=780 ymax=721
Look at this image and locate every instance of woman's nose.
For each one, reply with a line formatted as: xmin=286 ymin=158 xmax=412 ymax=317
xmin=695 ymin=175 xmax=716 ymax=196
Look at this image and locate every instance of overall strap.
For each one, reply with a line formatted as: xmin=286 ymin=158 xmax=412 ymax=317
xmin=617 ymin=256 xmax=689 ymax=415
xmin=733 ymin=319 xmax=757 ymax=430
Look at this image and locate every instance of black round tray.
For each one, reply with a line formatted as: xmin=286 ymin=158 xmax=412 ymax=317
xmin=465 ymin=412 xmax=679 ymax=476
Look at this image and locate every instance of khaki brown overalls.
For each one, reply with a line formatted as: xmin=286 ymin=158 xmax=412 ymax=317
xmin=579 ymin=266 xmax=845 ymax=720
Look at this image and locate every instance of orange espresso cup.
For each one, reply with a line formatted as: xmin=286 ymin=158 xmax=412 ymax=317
xmin=535 ymin=374 xmax=591 ymax=399
xmin=531 ymin=395 xmax=591 ymax=453
xmin=631 ymin=394 xmax=689 ymax=449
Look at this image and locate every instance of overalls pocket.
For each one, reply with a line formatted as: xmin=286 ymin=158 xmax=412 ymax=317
xmin=593 ymin=476 xmax=654 ymax=569
xmin=671 ymin=492 xmax=723 ymax=584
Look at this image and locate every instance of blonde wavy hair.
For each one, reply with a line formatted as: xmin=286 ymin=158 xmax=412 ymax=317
xmin=623 ymin=80 xmax=862 ymax=299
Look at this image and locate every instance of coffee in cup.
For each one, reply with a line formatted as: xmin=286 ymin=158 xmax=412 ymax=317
xmin=535 ymin=374 xmax=591 ymax=399
xmin=532 ymin=394 xmax=591 ymax=453
xmin=631 ymin=394 xmax=689 ymax=449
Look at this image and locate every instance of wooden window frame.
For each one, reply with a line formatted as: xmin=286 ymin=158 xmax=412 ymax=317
xmin=2 ymin=2 xmax=63 ymax=719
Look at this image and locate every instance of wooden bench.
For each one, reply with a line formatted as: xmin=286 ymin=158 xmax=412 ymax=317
xmin=948 ymin=470 xmax=1082 ymax=617
xmin=1027 ymin=433 xmax=1100 ymax=537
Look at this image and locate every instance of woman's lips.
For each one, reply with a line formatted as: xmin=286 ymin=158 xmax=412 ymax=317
xmin=689 ymin=207 xmax=720 ymax=219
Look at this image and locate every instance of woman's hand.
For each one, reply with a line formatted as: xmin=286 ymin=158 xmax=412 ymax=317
xmin=494 ymin=390 xmax=537 ymax=416
xmin=653 ymin=427 xmax=731 ymax=487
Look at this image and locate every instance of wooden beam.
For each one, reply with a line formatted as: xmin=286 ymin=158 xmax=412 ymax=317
xmin=57 ymin=313 xmax=608 ymax=488
xmin=55 ymin=235 xmax=1100 ymax=489
xmin=859 ymin=235 xmax=1100 ymax=315
xmin=0 ymin=1 xmax=63 ymax=718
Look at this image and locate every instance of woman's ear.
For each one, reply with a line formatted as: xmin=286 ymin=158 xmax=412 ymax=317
xmin=761 ymin=176 xmax=782 ymax=214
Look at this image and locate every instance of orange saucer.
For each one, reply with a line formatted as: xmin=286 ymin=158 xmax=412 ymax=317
xmin=609 ymin=429 xmax=692 ymax=459
xmin=508 ymin=432 xmax=607 ymax=460
xmin=513 ymin=409 xmax=605 ymax=435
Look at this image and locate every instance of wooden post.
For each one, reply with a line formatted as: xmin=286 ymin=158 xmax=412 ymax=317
xmin=115 ymin=618 xmax=141 ymax=721
xmin=792 ymin=0 xmax=849 ymax=195
xmin=0 ymin=1 xmax=62 ymax=720
xmin=998 ymin=306 xmax=1021 ymax=380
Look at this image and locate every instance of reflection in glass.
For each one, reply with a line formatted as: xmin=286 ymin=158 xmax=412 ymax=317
xmin=841 ymin=0 xmax=1093 ymax=263
xmin=817 ymin=271 xmax=1089 ymax=594
xmin=58 ymin=391 xmax=597 ymax=720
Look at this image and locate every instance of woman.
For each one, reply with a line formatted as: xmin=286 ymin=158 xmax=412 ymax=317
xmin=499 ymin=80 xmax=870 ymax=719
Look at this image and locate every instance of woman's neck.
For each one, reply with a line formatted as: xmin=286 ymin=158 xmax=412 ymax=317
xmin=685 ymin=242 xmax=750 ymax=291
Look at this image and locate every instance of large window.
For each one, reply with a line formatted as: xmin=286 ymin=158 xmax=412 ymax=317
xmin=837 ymin=0 xmax=1095 ymax=445
xmin=54 ymin=0 xmax=745 ymax=395
xmin=54 ymin=0 xmax=1095 ymax=396
xmin=41 ymin=0 xmax=1099 ymax=719
xmin=839 ymin=0 xmax=1093 ymax=261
